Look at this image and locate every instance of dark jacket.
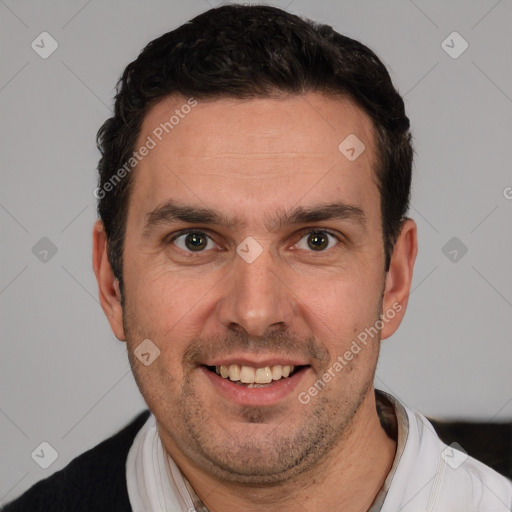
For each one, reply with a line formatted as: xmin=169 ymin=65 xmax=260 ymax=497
xmin=2 ymin=410 xmax=150 ymax=512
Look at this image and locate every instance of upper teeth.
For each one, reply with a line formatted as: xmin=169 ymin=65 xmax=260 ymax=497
xmin=215 ymin=364 xmax=294 ymax=384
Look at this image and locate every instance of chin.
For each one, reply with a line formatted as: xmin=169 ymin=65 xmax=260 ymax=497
xmin=183 ymin=418 xmax=333 ymax=485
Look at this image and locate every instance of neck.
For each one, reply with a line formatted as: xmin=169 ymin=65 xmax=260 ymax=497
xmin=174 ymin=388 xmax=397 ymax=512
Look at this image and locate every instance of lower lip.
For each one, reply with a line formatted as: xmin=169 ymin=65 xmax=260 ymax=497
xmin=200 ymin=366 xmax=308 ymax=407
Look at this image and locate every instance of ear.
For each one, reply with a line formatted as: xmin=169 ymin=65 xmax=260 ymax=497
xmin=380 ymin=218 xmax=418 ymax=340
xmin=92 ymin=220 xmax=126 ymax=341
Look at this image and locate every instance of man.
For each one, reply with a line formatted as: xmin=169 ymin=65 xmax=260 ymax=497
xmin=3 ymin=4 xmax=511 ymax=511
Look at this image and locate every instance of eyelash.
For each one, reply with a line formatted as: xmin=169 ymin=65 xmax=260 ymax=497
xmin=167 ymin=229 xmax=342 ymax=254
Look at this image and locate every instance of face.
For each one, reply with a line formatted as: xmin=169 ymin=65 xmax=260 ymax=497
xmin=95 ymin=92 xmax=415 ymax=485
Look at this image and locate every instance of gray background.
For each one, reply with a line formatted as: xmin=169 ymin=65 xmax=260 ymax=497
xmin=1 ymin=0 xmax=511 ymax=504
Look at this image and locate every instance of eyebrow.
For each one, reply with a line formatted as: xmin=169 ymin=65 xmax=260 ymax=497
xmin=268 ymin=203 xmax=366 ymax=231
xmin=142 ymin=199 xmax=366 ymax=236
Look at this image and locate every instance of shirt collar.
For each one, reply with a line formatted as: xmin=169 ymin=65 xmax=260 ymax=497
xmin=367 ymin=389 xmax=410 ymax=511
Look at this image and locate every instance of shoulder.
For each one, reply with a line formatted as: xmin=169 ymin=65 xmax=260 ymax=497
xmin=379 ymin=392 xmax=512 ymax=511
xmin=1 ymin=410 xmax=150 ymax=512
xmin=435 ymin=448 xmax=512 ymax=510
xmin=413 ymin=409 xmax=512 ymax=510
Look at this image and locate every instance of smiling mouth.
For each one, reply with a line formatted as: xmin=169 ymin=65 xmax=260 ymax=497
xmin=204 ymin=364 xmax=306 ymax=387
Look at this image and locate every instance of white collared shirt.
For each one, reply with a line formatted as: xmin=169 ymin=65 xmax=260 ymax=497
xmin=126 ymin=390 xmax=512 ymax=511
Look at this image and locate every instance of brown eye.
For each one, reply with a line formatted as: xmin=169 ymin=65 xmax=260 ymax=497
xmin=307 ymin=232 xmax=329 ymax=251
xmin=185 ymin=232 xmax=207 ymax=251
xmin=172 ymin=231 xmax=215 ymax=252
xmin=295 ymin=230 xmax=339 ymax=252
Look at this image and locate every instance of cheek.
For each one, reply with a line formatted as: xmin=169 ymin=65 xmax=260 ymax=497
xmin=294 ymin=268 xmax=382 ymax=335
xmin=127 ymin=263 xmax=210 ymax=325
xmin=123 ymin=267 xmax=218 ymax=372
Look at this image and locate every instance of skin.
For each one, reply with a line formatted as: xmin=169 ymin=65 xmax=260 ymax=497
xmin=93 ymin=92 xmax=417 ymax=511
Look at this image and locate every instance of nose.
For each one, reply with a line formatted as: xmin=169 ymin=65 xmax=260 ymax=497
xmin=216 ymin=245 xmax=296 ymax=337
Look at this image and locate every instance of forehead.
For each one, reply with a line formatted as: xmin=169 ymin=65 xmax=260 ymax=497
xmin=129 ymin=92 xmax=379 ymax=225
